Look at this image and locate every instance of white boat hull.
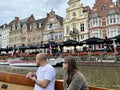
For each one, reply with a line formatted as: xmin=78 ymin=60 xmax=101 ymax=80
xmin=0 ymin=60 xmax=9 ymax=65
xmin=0 ymin=62 xmax=9 ymax=65
xmin=9 ymin=62 xmax=37 ymax=67
xmin=47 ymin=58 xmax=57 ymax=66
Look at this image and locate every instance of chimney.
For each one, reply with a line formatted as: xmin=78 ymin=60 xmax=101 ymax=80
xmin=15 ymin=17 xmax=19 ymax=23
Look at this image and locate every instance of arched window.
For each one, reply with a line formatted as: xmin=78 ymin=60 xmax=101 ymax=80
xmin=101 ymin=5 xmax=105 ymax=10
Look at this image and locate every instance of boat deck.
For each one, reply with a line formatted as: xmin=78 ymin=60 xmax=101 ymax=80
xmin=0 ymin=71 xmax=111 ymax=90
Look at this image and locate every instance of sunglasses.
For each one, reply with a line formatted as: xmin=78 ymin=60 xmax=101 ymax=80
xmin=62 ymin=61 xmax=67 ymax=64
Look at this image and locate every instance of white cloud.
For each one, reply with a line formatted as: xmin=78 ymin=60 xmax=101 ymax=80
xmin=0 ymin=0 xmax=117 ymax=25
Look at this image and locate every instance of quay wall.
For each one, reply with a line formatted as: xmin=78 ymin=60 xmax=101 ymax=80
xmin=77 ymin=61 xmax=120 ymax=67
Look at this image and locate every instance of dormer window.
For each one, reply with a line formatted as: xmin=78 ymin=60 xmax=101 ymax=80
xmin=39 ymin=23 xmax=41 ymax=28
xmin=101 ymin=5 xmax=105 ymax=10
xmin=3 ymin=25 xmax=6 ymax=28
xmin=50 ymin=18 xmax=54 ymax=22
xmin=27 ymin=24 xmax=32 ymax=30
xmin=30 ymin=24 xmax=32 ymax=30
xmin=15 ymin=25 xmax=17 ymax=30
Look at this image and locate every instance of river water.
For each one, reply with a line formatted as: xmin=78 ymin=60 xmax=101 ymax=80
xmin=0 ymin=65 xmax=120 ymax=90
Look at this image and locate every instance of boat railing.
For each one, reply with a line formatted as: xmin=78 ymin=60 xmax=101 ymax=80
xmin=0 ymin=71 xmax=111 ymax=90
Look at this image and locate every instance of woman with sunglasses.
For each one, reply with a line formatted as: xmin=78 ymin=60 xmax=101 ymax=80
xmin=62 ymin=56 xmax=89 ymax=90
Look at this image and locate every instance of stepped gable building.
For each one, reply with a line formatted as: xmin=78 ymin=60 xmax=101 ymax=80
xmin=0 ymin=10 xmax=64 ymax=51
xmin=9 ymin=17 xmax=22 ymax=47
xmin=21 ymin=10 xmax=63 ymax=47
xmin=42 ymin=10 xmax=63 ymax=44
xmin=21 ymin=14 xmax=43 ymax=46
xmin=88 ymin=0 xmax=120 ymax=39
xmin=63 ymin=0 xmax=91 ymax=50
xmin=63 ymin=0 xmax=91 ymax=42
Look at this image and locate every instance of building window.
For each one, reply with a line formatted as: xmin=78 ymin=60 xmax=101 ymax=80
xmin=27 ymin=23 xmax=33 ymax=30
xmin=55 ymin=33 xmax=58 ymax=40
xmin=30 ymin=24 xmax=32 ymax=30
xmin=79 ymin=11 xmax=83 ymax=17
xmin=72 ymin=12 xmax=76 ymax=16
xmin=80 ymin=23 xmax=84 ymax=32
xmin=53 ymin=24 xmax=58 ymax=29
xmin=101 ymin=5 xmax=105 ymax=10
xmin=118 ymin=28 xmax=120 ymax=34
xmin=50 ymin=18 xmax=54 ymax=22
xmin=66 ymin=14 xmax=69 ymax=20
xmin=43 ymin=34 xmax=49 ymax=41
xmin=66 ymin=26 xmax=70 ymax=35
xmin=47 ymin=23 xmax=58 ymax=30
xmin=108 ymin=27 xmax=118 ymax=37
xmin=39 ymin=23 xmax=41 ymax=28
xmin=59 ymin=32 xmax=62 ymax=40
xmin=109 ymin=15 xmax=116 ymax=24
xmin=73 ymin=23 xmax=76 ymax=32
xmin=110 ymin=31 xmax=117 ymax=37
xmin=15 ymin=25 xmax=17 ymax=30
xmin=3 ymin=25 xmax=6 ymax=28
xmin=92 ymin=18 xmax=98 ymax=27
xmin=94 ymin=33 xmax=99 ymax=37
xmin=81 ymin=35 xmax=84 ymax=39
xmin=92 ymin=30 xmax=101 ymax=37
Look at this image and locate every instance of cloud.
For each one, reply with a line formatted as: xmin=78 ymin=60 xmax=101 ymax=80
xmin=44 ymin=0 xmax=66 ymax=9
xmin=0 ymin=0 xmax=117 ymax=25
xmin=0 ymin=0 xmax=68 ymax=25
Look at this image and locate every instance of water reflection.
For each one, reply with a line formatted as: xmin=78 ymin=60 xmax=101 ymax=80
xmin=0 ymin=65 xmax=37 ymax=75
xmin=55 ymin=66 xmax=120 ymax=90
xmin=82 ymin=66 xmax=120 ymax=90
xmin=0 ymin=65 xmax=120 ymax=90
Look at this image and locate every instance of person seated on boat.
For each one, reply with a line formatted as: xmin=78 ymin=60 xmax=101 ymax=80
xmin=26 ymin=53 xmax=56 ymax=90
xmin=63 ymin=56 xmax=89 ymax=90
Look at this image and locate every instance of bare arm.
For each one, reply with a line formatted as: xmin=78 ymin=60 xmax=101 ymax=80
xmin=26 ymin=72 xmax=36 ymax=78
xmin=29 ymin=76 xmax=50 ymax=88
xmin=35 ymin=79 xmax=50 ymax=88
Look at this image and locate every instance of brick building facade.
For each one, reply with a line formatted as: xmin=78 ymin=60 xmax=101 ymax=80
xmin=88 ymin=0 xmax=120 ymax=39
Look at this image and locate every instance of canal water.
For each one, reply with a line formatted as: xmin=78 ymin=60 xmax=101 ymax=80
xmin=0 ymin=65 xmax=120 ymax=90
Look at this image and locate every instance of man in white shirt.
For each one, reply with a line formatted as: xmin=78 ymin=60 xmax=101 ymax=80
xmin=26 ymin=53 xmax=56 ymax=90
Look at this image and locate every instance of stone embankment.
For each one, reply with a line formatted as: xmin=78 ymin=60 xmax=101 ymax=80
xmin=77 ymin=61 xmax=120 ymax=67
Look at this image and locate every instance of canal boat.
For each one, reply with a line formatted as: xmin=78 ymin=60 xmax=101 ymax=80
xmin=0 ymin=71 xmax=110 ymax=90
xmin=9 ymin=61 xmax=37 ymax=67
xmin=9 ymin=59 xmax=56 ymax=67
xmin=0 ymin=58 xmax=21 ymax=65
xmin=9 ymin=57 xmax=63 ymax=67
xmin=0 ymin=60 xmax=9 ymax=65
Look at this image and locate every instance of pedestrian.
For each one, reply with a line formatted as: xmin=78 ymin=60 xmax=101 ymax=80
xmin=63 ymin=56 xmax=89 ymax=90
xmin=26 ymin=53 xmax=56 ymax=90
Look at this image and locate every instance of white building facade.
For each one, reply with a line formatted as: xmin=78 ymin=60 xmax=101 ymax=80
xmin=1 ymin=24 xmax=10 ymax=48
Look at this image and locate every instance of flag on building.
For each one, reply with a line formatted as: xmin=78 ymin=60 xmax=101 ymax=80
xmin=49 ymin=44 xmax=52 ymax=54
xmin=11 ymin=49 xmax=15 ymax=56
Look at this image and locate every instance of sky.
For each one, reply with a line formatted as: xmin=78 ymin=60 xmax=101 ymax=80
xmin=0 ymin=0 xmax=116 ymax=25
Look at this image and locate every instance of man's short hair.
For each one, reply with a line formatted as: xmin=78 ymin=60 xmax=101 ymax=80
xmin=36 ymin=53 xmax=47 ymax=61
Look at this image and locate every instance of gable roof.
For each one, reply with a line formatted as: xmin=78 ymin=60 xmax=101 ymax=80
xmin=36 ymin=18 xmax=46 ymax=24
xmin=0 ymin=24 xmax=9 ymax=29
xmin=56 ymin=15 xmax=63 ymax=25
xmin=20 ymin=18 xmax=29 ymax=25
